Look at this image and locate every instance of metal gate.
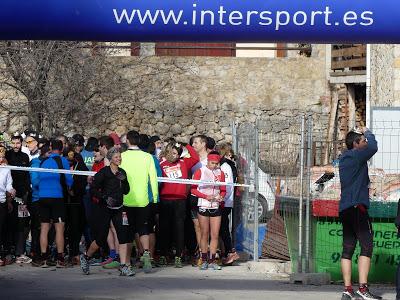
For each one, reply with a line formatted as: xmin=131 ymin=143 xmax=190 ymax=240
xmin=233 ymin=116 xmax=312 ymax=270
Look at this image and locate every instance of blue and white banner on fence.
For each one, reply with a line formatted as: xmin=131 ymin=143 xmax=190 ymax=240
xmin=0 ymin=0 xmax=397 ymax=43
xmin=235 ymin=222 xmax=266 ymax=258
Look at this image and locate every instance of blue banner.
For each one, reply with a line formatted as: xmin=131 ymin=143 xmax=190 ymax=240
xmin=0 ymin=0 xmax=397 ymax=42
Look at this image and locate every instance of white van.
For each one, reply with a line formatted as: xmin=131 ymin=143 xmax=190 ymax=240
xmin=246 ymin=167 xmax=276 ymax=223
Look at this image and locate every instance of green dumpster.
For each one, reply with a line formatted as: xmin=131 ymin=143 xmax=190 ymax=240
xmin=280 ymin=197 xmax=400 ymax=283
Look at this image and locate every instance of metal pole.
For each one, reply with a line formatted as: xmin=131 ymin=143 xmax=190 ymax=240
xmin=305 ymin=116 xmax=313 ymax=273
xmin=253 ymin=120 xmax=260 ymax=261
xmin=298 ymin=116 xmax=306 ymax=273
xmin=366 ymin=44 xmax=371 ymax=128
xmin=232 ymin=121 xmax=238 ymax=155
xmin=231 ymin=121 xmax=238 ymax=248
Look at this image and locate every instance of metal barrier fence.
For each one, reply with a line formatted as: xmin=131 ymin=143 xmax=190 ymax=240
xmin=233 ymin=116 xmax=400 ymax=282
xmin=233 ymin=116 xmax=309 ymax=264
xmin=232 ymin=122 xmax=259 ymax=259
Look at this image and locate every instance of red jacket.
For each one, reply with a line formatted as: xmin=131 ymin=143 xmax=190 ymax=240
xmin=92 ymin=160 xmax=105 ymax=173
xmin=160 ymin=145 xmax=199 ymax=200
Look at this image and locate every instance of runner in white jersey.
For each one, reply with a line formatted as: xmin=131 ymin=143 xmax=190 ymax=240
xmin=191 ymin=151 xmax=226 ymax=271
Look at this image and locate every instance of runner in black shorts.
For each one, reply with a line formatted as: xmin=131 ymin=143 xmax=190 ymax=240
xmin=191 ymin=152 xmax=226 ymax=271
xmin=119 ymin=131 xmax=159 ymax=274
xmin=79 ymin=147 xmax=132 ymax=276
xmin=34 ymin=139 xmax=73 ymax=268
xmin=124 ymin=205 xmax=153 ymax=237
xmin=38 ymin=198 xmax=65 ymax=224
xmin=340 ymin=205 xmax=373 ymax=263
xmin=198 ymin=207 xmax=222 ymax=218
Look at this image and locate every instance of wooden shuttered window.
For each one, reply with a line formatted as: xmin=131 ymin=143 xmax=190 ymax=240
xmin=155 ymin=43 xmax=236 ymax=57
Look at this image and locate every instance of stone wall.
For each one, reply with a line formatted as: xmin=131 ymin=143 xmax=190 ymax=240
xmin=107 ymin=44 xmax=330 ymax=142
xmin=370 ymin=44 xmax=396 ymax=107
xmin=0 ymin=44 xmax=331 ymax=142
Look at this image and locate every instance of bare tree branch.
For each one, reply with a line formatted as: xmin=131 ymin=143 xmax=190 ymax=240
xmin=0 ymin=41 xmax=192 ymax=136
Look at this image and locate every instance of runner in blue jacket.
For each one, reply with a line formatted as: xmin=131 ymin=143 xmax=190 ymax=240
xmin=33 ymin=139 xmax=73 ymax=268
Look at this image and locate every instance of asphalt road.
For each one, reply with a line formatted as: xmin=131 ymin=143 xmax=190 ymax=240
xmin=0 ymin=262 xmax=396 ymax=300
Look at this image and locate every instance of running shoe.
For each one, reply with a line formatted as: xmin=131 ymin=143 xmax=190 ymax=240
xmin=88 ymin=257 xmax=103 ymax=266
xmin=128 ymin=264 xmax=136 ymax=275
xmin=4 ymin=254 xmax=15 ymax=265
xmin=31 ymin=257 xmax=49 ymax=268
xmin=141 ymin=251 xmax=152 ymax=273
xmin=119 ymin=264 xmax=135 ymax=277
xmin=31 ymin=260 xmax=45 ymax=267
xmin=174 ymin=256 xmax=183 ymax=268
xmin=232 ymin=251 xmax=240 ymax=261
xmin=223 ymin=251 xmax=240 ymax=265
xmin=200 ymin=261 xmax=208 ymax=270
xmin=356 ymin=286 xmax=382 ymax=300
xmin=208 ymin=260 xmax=222 ymax=270
xmin=102 ymin=260 xmax=120 ymax=269
xmin=191 ymin=249 xmax=201 ymax=267
xmin=341 ymin=290 xmax=360 ymax=300
xmin=79 ymin=254 xmax=90 ymax=275
xmin=47 ymin=258 xmax=57 ymax=267
xmin=100 ymin=257 xmax=113 ymax=266
xmin=56 ymin=258 xmax=69 ymax=268
xmin=215 ymin=252 xmax=222 ymax=266
xmin=16 ymin=255 xmax=32 ymax=264
xmin=192 ymin=257 xmax=203 ymax=267
xmin=158 ymin=256 xmax=167 ymax=267
xmin=31 ymin=256 xmax=49 ymax=268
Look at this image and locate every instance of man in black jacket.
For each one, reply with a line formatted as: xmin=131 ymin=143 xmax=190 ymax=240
xmin=61 ymin=135 xmax=89 ymax=265
xmin=5 ymin=134 xmax=31 ymax=263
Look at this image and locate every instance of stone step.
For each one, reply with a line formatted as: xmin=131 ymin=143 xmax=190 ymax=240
xmin=246 ymin=259 xmax=292 ymax=275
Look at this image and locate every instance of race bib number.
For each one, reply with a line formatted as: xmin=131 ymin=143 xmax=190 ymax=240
xmin=164 ymin=165 xmax=183 ymax=179
xmin=198 ymin=198 xmax=219 ymax=209
xmin=18 ymin=205 xmax=30 ymax=218
xmin=122 ymin=212 xmax=129 ymax=226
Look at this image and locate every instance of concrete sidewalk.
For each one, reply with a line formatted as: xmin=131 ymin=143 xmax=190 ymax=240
xmin=0 ymin=262 xmax=396 ymax=300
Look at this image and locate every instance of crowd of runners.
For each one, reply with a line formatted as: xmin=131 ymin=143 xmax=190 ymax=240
xmin=0 ymin=130 xmax=241 ymax=276
xmin=0 ymin=124 xmax=396 ymax=300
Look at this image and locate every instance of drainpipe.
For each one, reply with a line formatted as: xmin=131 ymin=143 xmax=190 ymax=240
xmin=366 ymin=44 xmax=371 ymax=128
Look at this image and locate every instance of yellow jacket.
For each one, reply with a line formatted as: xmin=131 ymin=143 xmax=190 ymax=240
xmin=121 ymin=149 xmax=158 ymax=207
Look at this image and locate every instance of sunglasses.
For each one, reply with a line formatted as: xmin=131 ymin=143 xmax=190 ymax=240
xmin=26 ymin=140 xmax=36 ymax=144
